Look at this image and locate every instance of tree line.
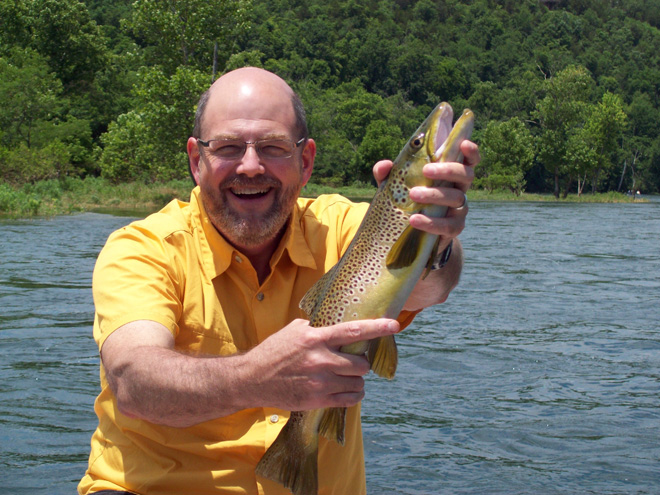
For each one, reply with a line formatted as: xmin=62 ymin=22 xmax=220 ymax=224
xmin=1 ymin=0 xmax=659 ymax=197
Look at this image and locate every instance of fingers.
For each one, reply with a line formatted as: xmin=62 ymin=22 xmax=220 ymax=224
xmin=409 ymin=209 xmax=466 ymax=239
xmin=461 ymin=139 xmax=481 ymax=168
xmin=408 ymin=183 xmax=467 ymax=209
xmin=406 ymin=139 xmax=479 ymax=237
xmin=325 ymin=318 xmax=399 ymax=348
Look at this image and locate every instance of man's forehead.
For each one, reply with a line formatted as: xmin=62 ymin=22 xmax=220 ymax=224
xmin=203 ymin=72 xmax=296 ymax=130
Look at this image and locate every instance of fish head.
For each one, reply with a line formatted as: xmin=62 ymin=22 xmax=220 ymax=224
xmin=388 ymin=102 xmax=459 ymax=199
xmin=396 ymin=102 xmax=454 ymax=171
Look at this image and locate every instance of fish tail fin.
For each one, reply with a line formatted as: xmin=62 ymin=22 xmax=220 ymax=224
xmin=368 ymin=335 xmax=398 ymax=379
xmin=318 ymin=406 xmax=346 ymax=445
xmin=256 ymin=411 xmax=318 ymax=495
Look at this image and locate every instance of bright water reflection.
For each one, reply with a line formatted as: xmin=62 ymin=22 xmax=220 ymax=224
xmin=1 ymin=200 xmax=658 ymax=494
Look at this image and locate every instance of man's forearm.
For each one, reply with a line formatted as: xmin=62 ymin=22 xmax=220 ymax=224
xmin=106 ymin=345 xmax=253 ymax=427
xmin=403 ymin=238 xmax=464 ymax=312
xmin=101 ymin=317 xmax=401 ymax=428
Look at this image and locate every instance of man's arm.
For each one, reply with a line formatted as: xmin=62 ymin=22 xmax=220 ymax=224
xmin=101 ymin=317 xmax=400 ymax=428
xmin=373 ymin=140 xmax=479 ymax=312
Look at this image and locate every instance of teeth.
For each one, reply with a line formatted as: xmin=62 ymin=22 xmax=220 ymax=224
xmin=231 ymin=188 xmax=270 ymax=195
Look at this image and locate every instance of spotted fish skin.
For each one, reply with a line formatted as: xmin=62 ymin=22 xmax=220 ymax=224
xmin=255 ymin=103 xmax=475 ymax=495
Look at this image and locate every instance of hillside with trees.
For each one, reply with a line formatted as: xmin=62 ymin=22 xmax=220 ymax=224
xmin=1 ymin=0 xmax=659 ymax=200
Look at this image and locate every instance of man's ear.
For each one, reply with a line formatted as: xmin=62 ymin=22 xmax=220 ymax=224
xmin=300 ymin=138 xmax=316 ymax=187
xmin=187 ymin=137 xmax=201 ymax=185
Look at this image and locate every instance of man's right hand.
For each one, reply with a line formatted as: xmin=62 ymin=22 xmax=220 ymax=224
xmin=101 ymin=317 xmax=400 ymax=428
xmin=245 ymin=318 xmax=400 ymax=411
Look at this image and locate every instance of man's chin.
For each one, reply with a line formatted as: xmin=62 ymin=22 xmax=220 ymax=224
xmin=202 ymin=196 xmax=293 ymax=250
xmin=200 ymin=180 xmax=302 ymax=250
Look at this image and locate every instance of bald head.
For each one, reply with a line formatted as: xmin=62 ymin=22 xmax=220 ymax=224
xmin=192 ymin=67 xmax=308 ymax=141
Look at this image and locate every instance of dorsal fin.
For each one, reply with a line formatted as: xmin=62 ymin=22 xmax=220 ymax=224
xmin=299 ymin=263 xmax=340 ymax=317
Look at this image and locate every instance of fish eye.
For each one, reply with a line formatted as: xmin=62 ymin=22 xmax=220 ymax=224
xmin=411 ymin=134 xmax=424 ymax=149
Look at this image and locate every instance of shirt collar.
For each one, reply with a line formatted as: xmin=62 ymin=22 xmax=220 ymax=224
xmin=190 ymin=187 xmax=317 ymax=279
xmin=271 ymin=200 xmax=317 ymax=271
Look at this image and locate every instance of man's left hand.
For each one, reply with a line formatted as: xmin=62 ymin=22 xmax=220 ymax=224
xmin=372 ymin=139 xmax=480 ymax=245
xmin=372 ymin=139 xmax=480 ymax=311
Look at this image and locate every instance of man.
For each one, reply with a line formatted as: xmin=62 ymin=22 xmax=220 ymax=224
xmin=79 ymin=67 xmax=479 ymax=495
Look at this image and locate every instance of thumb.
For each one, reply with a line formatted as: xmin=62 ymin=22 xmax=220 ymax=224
xmin=373 ymin=160 xmax=394 ymax=186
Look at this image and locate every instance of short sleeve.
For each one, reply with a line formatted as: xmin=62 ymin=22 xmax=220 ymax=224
xmin=92 ymin=221 xmax=185 ymax=351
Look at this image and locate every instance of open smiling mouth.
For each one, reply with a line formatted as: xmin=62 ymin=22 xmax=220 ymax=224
xmin=229 ymin=187 xmax=273 ymax=200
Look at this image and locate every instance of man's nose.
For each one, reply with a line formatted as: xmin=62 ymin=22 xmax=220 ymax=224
xmin=235 ymin=144 xmax=265 ymax=177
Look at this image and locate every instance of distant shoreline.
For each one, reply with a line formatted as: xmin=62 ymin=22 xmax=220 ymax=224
xmin=0 ymin=177 xmax=646 ymax=219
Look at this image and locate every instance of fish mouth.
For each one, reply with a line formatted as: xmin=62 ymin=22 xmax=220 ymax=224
xmin=426 ymin=103 xmax=454 ymax=160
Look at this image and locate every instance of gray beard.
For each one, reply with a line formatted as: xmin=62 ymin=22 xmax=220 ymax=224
xmin=200 ymin=175 xmax=302 ymax=250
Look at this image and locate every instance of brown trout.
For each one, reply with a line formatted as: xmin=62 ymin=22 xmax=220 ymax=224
xmin=255 ymin=103 xmax=475 ymax=495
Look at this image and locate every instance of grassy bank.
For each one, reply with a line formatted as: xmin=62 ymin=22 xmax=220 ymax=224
xmin=0 ymin=177 xmax=380 ymax=218
xmin=467 ymin=189 xmax=645 ymax=203
xmin=0 ymin=177 xmax=195 ymax=218
xmin=0 ymin=177 xmax=642 ymax=219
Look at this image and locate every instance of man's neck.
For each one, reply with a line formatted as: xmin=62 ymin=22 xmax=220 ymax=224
xmin=236 ymin=224 xmax=288 ymax=285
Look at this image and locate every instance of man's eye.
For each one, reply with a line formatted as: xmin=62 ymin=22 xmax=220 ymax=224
xmin=213 ymin=143 xmax=243 ymax=156
xmin=259 ymin=141 xmax=291 ymax=157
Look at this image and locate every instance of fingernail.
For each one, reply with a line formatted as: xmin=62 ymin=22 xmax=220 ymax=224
xmin=386 ymin=320 xmax=399 ymax=333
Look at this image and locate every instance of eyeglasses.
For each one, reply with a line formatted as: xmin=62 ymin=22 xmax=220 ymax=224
xmin=197 ymin=137 xmax=306 ymax=161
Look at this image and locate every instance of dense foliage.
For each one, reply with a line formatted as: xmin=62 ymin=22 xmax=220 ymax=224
xmin=1 ymin=0 xmax=659 ymax=197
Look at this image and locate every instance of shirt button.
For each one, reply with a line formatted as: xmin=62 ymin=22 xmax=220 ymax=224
xmin=256 ymin=292 xmax=265 ymax=301
xmin=270 ymin=414 xmax=279 ymax=424
xmin=234 ymin=255 xmax=242 ymax=263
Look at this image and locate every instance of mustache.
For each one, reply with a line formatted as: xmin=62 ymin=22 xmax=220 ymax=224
xmin=219 ymin=175 xmax=282 ymax=190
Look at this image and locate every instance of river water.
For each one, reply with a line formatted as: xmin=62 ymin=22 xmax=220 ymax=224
xmin=1 ymin=199 xmax=658 ymax=494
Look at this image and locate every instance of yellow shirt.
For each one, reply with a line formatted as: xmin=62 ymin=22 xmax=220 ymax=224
xmin=79 ymin=187 xmax=415 ymax=495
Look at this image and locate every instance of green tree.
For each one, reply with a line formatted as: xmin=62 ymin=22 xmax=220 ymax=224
xmin=30 ymin=0 xmax=108 ymax=92
xmin=0 ymin=0 xmax=32 ymax=50
xmin=0 ymin=48 xmax=92 ymax=182
xmin=356 ymin=120 xmax=405 ymax=183
xmin=535 ymin=65 xmax=594 ymax=197
xmin=477 ymin=117 xmax=535 ymax=195
xmin=582 ymin=92 xmax=627 ymax=193
xmin=124 ymin=0 xmax=250 ymax=75
xmin=99 ymin=66 xmax=208 ymax=182
xmin=0 ymin=49 xmax=63 ymax=148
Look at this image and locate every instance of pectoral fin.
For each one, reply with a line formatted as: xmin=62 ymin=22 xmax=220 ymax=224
xmin=386 ymin=225 xmax=425 ymax=270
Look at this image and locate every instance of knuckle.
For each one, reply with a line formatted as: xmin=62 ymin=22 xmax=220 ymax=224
xmin=344 ymin=322 xmax=362 ymax=339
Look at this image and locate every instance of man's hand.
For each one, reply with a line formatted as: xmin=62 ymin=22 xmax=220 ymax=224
xmin=101 ymin=317 xmax=400 ymax=428
xmin=373 ymin=140 xmax=479 ymax=243
xmin=246 ymin=318 xmax=400 ymax=411
xmin=372 ymin=140 xmax=480 ymax=311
